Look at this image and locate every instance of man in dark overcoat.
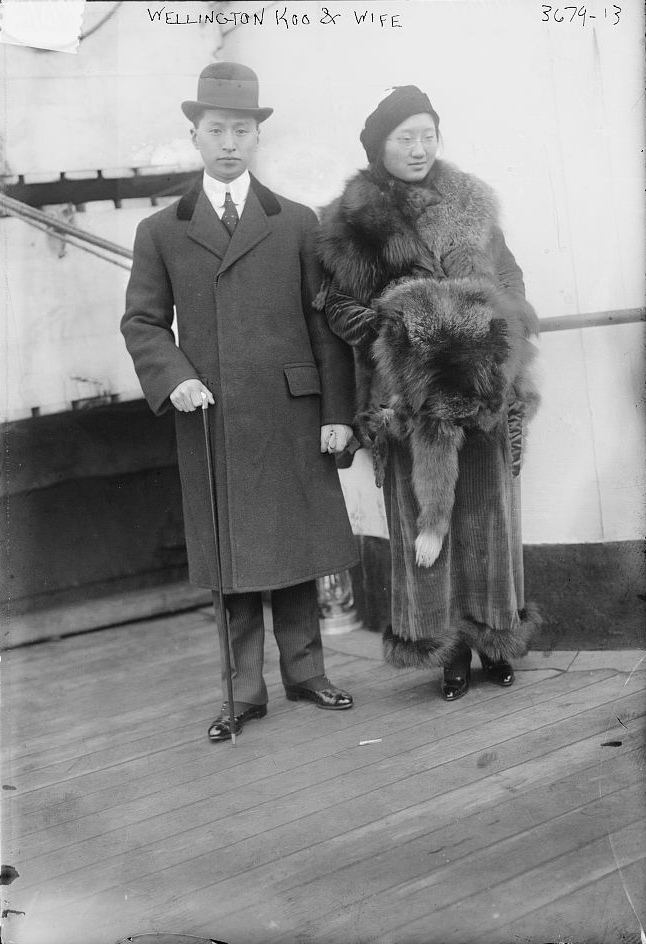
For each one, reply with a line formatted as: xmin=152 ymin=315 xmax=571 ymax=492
xmin=121 ymin=62 xmax=358 ymax=742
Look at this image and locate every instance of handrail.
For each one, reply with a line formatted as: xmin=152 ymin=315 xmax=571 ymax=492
xmin=4 ymin=212 xmax=133 ymax=271
xmin=0 ymin=192 xmax=133 ymax=266
xmin=539 ymin=308 xmax=645 ymax=332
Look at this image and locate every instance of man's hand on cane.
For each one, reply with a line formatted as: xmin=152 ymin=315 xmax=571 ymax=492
xmin=170 ymin=379 xmax=214 ymax=412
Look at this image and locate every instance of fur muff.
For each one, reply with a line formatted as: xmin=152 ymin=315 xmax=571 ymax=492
xmin=371 ymin=276 xmax=539 ymax=567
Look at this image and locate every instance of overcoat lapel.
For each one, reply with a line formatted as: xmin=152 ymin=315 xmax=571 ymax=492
xmin=186 ymin=190 xmax=230 ymax=260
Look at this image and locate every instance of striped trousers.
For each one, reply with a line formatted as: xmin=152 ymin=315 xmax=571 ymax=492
xmin=213 ymin=579 xmax=324 ymax=705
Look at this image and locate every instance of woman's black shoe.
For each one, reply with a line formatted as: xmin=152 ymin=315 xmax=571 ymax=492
xmin=441 ymin=645 xmax=472 ymax=701
xmin=479 ymin=652 xmax=515 ymax=687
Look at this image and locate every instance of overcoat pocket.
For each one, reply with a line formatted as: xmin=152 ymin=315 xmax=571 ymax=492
xmin=283 ymin=363 xmax=322 ymax=397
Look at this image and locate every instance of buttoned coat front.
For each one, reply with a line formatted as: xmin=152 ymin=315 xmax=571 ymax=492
xmin=121 ymin=176 xmax=357 ymax=592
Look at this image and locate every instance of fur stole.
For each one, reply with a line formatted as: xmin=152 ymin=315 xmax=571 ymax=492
xmin=318 ymin=160 xmax=501 ymax=304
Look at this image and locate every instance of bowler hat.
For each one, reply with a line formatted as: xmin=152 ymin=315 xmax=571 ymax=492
xmin=181 ymin=62 xmax=273 ymax=124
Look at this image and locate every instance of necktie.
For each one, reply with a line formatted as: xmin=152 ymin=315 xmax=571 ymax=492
xmin=221 ymin=190 xmax=239 ymax=236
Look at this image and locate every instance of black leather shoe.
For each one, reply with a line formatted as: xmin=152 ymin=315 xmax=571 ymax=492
xmin=207 ymin=702 xmax=267 ymax=742
xmin=479 ymin=652 xmax=515 ymax=687
xmin=285 ymin=677 xmax=353 ymax=710
xmin=441 ymin=645 xmax=472 ymax=701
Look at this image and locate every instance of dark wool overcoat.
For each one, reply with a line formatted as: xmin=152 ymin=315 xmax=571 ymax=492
xmin=121 ymin=176 xmax=358 ymax=592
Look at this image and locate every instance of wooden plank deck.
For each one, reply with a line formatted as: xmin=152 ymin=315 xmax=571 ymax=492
xmin=2 ymin=609 xmax=644 ymax=944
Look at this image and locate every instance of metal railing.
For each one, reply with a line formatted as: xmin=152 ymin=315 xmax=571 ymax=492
xmin=0 ymin=192 xmax=133 ymax=270
xmin=539 ymin=308 xmax=645 ymax=332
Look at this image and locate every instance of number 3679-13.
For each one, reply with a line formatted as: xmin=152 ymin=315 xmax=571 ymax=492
xmin=541 ymin=5 xmax=622 ymax=25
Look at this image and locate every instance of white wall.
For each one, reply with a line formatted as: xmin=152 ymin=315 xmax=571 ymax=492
xmin=3 ymin=204 xmax=159 ymax=417
xmin=222 ymin=0 xmax=644 ymax=543
xmin=1 ymin=1 xmax=220 ymax=174
xmin=1 ymin=1 xmax=219 ymax=421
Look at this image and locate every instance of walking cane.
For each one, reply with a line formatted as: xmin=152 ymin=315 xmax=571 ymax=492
xmin=201 ymin=392 xmax=238 ymax=746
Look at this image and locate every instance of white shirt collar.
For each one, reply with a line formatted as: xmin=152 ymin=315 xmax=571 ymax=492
xmin=202 ymin=169 xmax=251 ymax=208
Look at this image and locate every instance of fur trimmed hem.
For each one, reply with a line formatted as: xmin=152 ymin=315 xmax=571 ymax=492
xmin=382 ymin=623 xmax=458 ymax=669
xmin=458 ymin=602 xmax=543 ymax=661
xmin=382 ymin=602 xmax=542 ymax=669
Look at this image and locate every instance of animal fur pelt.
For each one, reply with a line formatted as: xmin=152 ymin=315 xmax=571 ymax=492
xmin=371 ymin=275 xmax=539 ymax=568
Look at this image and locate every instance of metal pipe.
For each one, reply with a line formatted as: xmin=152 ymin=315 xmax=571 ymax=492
xmin=4 ymin=211 xmax=132 ymax=270
xmin=539 ymin=307 xmax=645 ymax=332
xmin=0 ymin=192 xmax=133 ymax=260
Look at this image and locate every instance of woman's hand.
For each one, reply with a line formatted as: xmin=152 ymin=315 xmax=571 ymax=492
xmin=320 ymin=424 xmax=354 ymax=454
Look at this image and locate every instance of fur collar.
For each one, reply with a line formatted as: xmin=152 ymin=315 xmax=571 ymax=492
xmin=318 ymin=160 xmax=500 ymax=304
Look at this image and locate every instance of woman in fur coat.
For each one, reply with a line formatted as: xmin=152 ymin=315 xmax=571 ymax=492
xmin=317 ymin=85 xmax=541 ymax=700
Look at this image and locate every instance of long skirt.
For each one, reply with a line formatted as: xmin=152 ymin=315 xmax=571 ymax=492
xmin=382 ymin=423 xmax=540 ymax=668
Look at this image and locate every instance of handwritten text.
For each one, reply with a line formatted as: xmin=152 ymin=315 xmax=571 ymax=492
xmin=146 ymin=7 xmax=404 ymax=28
xmin=541 ymin=5 xmax=622 ymax=26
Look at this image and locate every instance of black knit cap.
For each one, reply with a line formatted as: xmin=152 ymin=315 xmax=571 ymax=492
xmin=360 ymin=85 xmax=440 ymax=163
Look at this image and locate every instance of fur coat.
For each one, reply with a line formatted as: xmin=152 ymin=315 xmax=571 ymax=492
xmin=318 ymin=161 xmax=540 ymax=570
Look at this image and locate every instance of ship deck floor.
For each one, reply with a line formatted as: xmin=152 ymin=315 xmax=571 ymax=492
xmin=2 ymin=608 xmax=645 ymax=944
